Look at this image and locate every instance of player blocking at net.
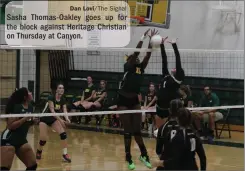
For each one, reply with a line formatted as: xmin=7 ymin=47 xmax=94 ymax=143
xmin=117 ymin=29 xmax=158 ymax=170
xmin=154 ymin=37 xmax=185 ymax=137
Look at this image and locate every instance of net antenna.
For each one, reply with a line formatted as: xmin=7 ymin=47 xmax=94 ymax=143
xmin=211 ymin=0 xmax=243 ymax=33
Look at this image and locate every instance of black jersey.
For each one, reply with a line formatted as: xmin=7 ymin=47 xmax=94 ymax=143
xmin=156 ymin=119 xmax=179 ymax=159
xmin=1 ymin=104 xmax=33 ymax=143
xmin=119 ymin=62 xmax=144 ymax=97
xmin=46 ymin=95 xmax=66 ymax=113
xmin=146 ymin=92 xmax=156 ymax=107
xmin=84 ymin=84 xmax=96 ymax=100
xmin=94 ymin=89 xmax=106 ymax=101
xmin=157 ymin=75 xmax=182 ymax=108
xmin=157 ymin=43 xmax=184 ymax=109
xmin=164 ymin=128 xmax=207 ymax=171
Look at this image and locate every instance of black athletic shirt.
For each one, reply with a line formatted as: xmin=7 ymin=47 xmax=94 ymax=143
xmin=119 ymin=62 xmax=144 ymax=97
xmin=164 ymin=128 xmax=207 ymax=171
xmin=84 ymin=84 xmax=96 ymax=100
xmin=146 ymin=92 xmax=156 ymax=107
xmin=94 ymin=89 xmax=106 ymax=101
xmin=156 ymin=118 xmax=179 ymax=160
xmin=157 ymin=43 xmax=185 ymax=109
xmin=46 ymin=95 xmax=66 ymax=113
xmin=1 ymin=104 xmax=33 ymax=142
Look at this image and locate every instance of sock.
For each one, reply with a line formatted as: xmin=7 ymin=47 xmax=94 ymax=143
xmin=63 ymin=148 xmax=67 ymax=155
xmin=134 ymin=134 xmax=147 ymax=156
xmin=124 ymin=133 xmax=132 ymax=156
xmin=126 ymin=152 xmax=132 ymax=162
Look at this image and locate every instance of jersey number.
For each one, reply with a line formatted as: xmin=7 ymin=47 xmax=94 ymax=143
xmin=170 ymin=130 xmax=177 ymax=140
xmin=163 ymin=81 xmax=166 ymax=88
xmin=136 ymin=67 xmax=141 ymax=74
xmin=190 ymin=138 xmax=196 ymax=151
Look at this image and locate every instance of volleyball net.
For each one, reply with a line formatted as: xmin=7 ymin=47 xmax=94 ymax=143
xmin=0 ymin=44 xmax=244 ymax=124
xmin=0 ymin=105 xmax=244 ymax=118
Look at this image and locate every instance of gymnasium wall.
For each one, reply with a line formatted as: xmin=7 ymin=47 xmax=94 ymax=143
xmin=0 ymin=1 xmax=244 ymax=98
xmin=71 ymin=1 xmax=244 ymax=79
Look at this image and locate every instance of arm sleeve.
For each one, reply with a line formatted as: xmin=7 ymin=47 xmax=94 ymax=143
xmin=160 ymin=44 xmax=169 ymax=77
xmin=172 ymin=43 xmax=185 ymax=81
xmin=156 ymin=125 xmax=165 ymax=156
xmin=196 ymin=136 xmax=207 ymax=171
xmin=124 ymin=62 xmax=131 ymax=72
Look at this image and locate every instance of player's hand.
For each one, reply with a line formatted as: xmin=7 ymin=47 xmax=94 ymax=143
xmin=65 ymin=118 xmax=71 ymax=123
xmin=161 ymin=36 xmax=168 ymax=44
xmin=24 ymin=117 xmax=32 ymax=121
xmin=33 ymin=117 xmax=40 ymax=124
xmin=144 ymin=29 xmax=150 ymax=36
xmin=148 ymin=29 xmax=159 ymax=38
xmin=167 ymin=38 xmax=178 ymax=44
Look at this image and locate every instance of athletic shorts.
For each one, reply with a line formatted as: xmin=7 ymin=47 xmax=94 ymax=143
xmin=117 ymin=94 xmax=139 ymax=109
xmin=156 ymin=105 xmax=169 ymax=119
xmin=0 ymin=137 xmax=28 ymax=151
xmin=40 ymin=116 xmax=57 ymax=126
xmin=202 ymin=112 xmax=223 ymax=122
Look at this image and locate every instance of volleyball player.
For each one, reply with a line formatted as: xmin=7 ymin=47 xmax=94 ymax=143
xmin=156 ymin=99 xmax=183 ymax=160
xmin=72 ymin=76 xmax=96 ymax=124
xmin=142 ymin=83 xmax=157 ymax=132
xmin=117 ymin=29 xmax=158 ymax=170
xmin=36 ymin=83 xmax=71 ymax=162
xmin=156 ymin=108 xmax=206 ymax=171
xmin=0 ymin=88 xmax=37 ymax=171
xmin=92 ymin=80 xmax=107 ymax=125
xmin=155 ymin=38 xmax=185 ymax=136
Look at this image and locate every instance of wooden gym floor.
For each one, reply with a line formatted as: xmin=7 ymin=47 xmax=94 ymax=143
xmin=0 ymin=120 xmax=244 ymax=171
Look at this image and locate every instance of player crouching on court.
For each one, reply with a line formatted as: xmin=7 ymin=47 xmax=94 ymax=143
xmin=156 ymin=108 xmax=206 ymax=171
xmin=36 ymin=83 xmax=71 ymax=162
xmin=0 ymin=88 xmax=38 ymax=171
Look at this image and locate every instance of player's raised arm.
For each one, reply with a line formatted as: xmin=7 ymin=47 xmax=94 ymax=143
xmin=160 ymin=37 xmax=169 ymax=77
xmin=168 ymin=39 xmax=185 ymax=81
xmin=141 ymin=29 xmax=158 ymax=69
xmin=127 ymin=29 xmax=150 ymax=64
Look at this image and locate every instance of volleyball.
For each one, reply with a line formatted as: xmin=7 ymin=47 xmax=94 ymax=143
xmin=150 ymin=35 xmax=162 ymax=48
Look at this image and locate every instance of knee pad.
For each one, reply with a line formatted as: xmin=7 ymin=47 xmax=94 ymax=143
xmin=26 ymin=163 xmax=37 ymax=171
xmin=0 ymin=167 xmax=10 ymax=171
xmin=39 ymin=140 xmax=46 ymax=146
xmin=60 ymin=132 xmax=67 ymax=140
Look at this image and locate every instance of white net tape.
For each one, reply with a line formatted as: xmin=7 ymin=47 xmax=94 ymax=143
xmin=0 ymin=45 xmax=244 ymax=53
xmin=0 ymin=105 xmax=243 ymax=118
